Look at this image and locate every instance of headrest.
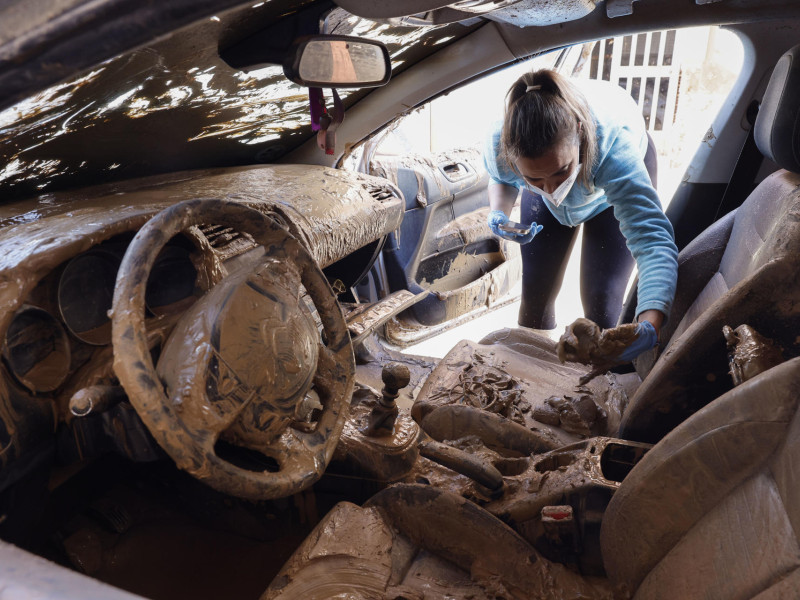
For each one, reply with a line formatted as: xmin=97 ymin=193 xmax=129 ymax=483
xmin=755 ymin=45 xmax=800 ymax=172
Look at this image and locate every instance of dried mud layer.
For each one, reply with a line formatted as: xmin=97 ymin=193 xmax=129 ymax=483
xmin=0 ymin=164 xmax=400 ymax=489
xmin=723 ymin=323 xmax=784 ymax=385
xmin=262 ymin=485 xmax=617 ymax=600
xmin=370 ymin=148 xmax=485 ymax=209
xmin=413 ymin=328 xmax=634 ymax=449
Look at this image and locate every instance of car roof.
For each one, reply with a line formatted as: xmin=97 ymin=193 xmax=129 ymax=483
xmin=2 ymin=0 xmax=800 ymax=202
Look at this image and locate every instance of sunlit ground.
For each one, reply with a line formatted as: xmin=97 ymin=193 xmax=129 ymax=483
xmin=401 ymin=250 xmax=582 ymax=359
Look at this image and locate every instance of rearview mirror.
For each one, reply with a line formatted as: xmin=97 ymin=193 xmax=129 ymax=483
xmin=283 ymin=35 xmax=391 ymax=88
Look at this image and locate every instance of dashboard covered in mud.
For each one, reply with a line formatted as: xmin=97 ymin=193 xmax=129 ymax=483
xmin=0 ymin=164 xmax=403 ymax=494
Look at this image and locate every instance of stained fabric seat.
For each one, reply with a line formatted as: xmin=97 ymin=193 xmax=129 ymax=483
xmin=413 ymin=44 xmax=800 ymax=445
xmin=601 ymin=357 xmax=800 ymax=599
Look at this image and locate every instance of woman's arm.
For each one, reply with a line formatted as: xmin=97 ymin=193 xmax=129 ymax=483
xmin=593 ymin=128 xmax=678 ymax=322
xmin=488 ymin=182 xmax=519 ymax=215
xmin=638 ymin=308 xmax=665 ymax=338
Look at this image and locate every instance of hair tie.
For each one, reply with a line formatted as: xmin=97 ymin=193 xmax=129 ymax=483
xmin=525 ymin=84 xmax=542 ymax=92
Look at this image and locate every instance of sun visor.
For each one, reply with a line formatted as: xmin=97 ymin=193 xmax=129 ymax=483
xmin=754 ymin=45 xmax=800 ymax=173
xmin=333 ymin=0 xmax=598 ymax=26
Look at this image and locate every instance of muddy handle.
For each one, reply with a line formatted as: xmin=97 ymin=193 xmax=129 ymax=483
xmin=418 ymin=437 xmax=504 ymax=494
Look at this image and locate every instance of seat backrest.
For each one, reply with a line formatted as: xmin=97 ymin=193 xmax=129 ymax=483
xmin=602 ymin=356 xmax=800 ymax=599
xmin=649 ymin=208 xmax=735 ymax=355
xmin=635 ymin=44 xmax=800 ymax=377
xmin=663 ymin=170 xmax=800 ymax=349
xmin=675 ymin=44 xmax=800 ymax=341
xmin=620 ymin=44 xmax=800 ymax=443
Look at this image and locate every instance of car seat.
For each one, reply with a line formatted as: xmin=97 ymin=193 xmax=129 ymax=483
xmin=412 ymin=43 xmax=800 ymax=445
xmin=601 ymin=356 xmax=800 ymax=598
xmin=620 ymin=42 xmax=800 ymax=441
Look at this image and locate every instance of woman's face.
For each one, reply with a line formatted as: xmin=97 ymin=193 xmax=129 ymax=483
xmin=515 ymin=135 xmax=580 ymax=195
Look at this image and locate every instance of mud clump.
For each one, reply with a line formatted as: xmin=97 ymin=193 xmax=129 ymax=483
xmin=723 ymin=324 xmax=784 ymax=385
xmin=427 ymin=363 xmax=530 ymax=425
xmin=557 ymin=318 xmax=640 ymax=366
xmin=557 ymin=318 xmax=641 ymax=384
xmin=533 ymin=395 xmax=605 ymax=437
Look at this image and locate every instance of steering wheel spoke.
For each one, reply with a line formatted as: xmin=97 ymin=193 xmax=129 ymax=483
xmin=314 ymin=345 xmax=339 ymax=391
xmin=270 ymin=428 xmax=323 ymax=473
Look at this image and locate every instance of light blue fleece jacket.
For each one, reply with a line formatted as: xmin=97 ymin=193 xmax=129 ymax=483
xmin=483 ymin=78 xmax=678 ymax=319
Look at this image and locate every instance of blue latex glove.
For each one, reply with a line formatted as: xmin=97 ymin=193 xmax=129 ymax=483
xmin=487 ymin=209 xmax=543 ymax=245
xmin=617 ymin=320 xmax=659 ymax=362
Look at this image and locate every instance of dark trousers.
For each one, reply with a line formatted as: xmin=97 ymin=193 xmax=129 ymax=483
xmin=518 ymin=134 xmax=658 ymax=330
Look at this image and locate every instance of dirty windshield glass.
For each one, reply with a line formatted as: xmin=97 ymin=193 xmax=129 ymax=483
xmin=0 ymin=2 xmax=476 ymax=202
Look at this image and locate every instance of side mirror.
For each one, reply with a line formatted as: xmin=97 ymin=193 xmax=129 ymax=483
xmin=283 ymin=35 xmax=391 ymax=88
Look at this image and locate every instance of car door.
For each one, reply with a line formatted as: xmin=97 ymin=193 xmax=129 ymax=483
xmin=366 ymin=144 xmax=521 ymax=345
xmin=349 ymin=78 xmax=533 ymax=345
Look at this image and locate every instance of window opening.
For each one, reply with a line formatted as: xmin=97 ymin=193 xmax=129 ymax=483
xmin=649 ymin=31 xmax=662 ymax=66
xmin=590 ymin=42 xmax=601 ymax=79
xmin=634 ymin=33 xmax=647 ymax=66
xmin=620 ymin=35 xmax=632 ymax=66
xmin=663 ymin=30 xmax=677 ymax=66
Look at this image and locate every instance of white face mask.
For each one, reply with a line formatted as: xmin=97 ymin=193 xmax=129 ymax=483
xmin=528 ymin=163 xmax=581 ymax=208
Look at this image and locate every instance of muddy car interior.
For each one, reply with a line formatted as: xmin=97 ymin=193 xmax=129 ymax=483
xmin=2 ymin=0 xmax=800 ymax=599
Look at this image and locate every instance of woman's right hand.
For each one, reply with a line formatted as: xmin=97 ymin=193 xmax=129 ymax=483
xmin=487 ymin=209 xmax=542 ymax=244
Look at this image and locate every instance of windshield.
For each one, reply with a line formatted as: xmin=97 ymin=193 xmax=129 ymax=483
xmin=0 ymin=2 xmax=478 ymax=202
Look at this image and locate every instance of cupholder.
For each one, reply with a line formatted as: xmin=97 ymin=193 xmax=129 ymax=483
xmin=600 ymin=442 xmax=650 ymax=482
xmin=534 ymin=452 xmax=578 ymax=473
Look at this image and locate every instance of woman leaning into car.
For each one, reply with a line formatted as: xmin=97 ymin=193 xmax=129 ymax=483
xmin=484 ymin=68 xmax=678 ymax=361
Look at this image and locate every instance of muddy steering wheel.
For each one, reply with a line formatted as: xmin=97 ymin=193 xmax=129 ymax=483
xmin=111 ymin=199 xmax=354 ymax=500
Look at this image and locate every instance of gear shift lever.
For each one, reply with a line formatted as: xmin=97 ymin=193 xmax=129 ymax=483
xmin=360 ymin=362 xmax=410 ymax=437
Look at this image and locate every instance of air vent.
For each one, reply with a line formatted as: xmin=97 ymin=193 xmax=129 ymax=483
xmin=367 ymin=184 xmax=397 ymax=202
xmin=199 ymin=224 xmax=257 ymax=259
xmin=201 ymin=224 xmax=244 ymax=248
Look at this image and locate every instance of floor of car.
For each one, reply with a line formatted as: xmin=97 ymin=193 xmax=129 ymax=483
xmin=30 ymin=456 xmax=370 ymax=600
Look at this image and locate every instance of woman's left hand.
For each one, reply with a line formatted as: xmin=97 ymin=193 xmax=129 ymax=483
xmin=617 ymin=321 xmax=658 ymax=362
xmin=616 ymin=310 xmax=664 ymax=362
xmin=637 ymin=309 xmax=664 ymax=338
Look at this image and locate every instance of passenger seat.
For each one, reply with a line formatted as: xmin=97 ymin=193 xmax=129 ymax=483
xmin=620 ymin=43 xmax=800 ymax=442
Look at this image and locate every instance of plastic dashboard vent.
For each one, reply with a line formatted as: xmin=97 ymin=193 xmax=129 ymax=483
xmin=366 ymin=184 xmax=397 ymax=202
xmin=199 ymin=223 xmax=257 ymax=259
xmin=201 ymin=224 xmax=242 ymax=247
